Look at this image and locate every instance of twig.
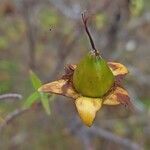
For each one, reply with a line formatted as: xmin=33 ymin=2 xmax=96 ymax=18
xmin=88 ymin=126 xmax=142 ymax=150
xmin=0 ymin=108 xmax=30 ymax=132
xmin=79 ymin=128 xmax=94 ymax=150
xmin=66 ymin=116 xmax=94 ymax=150
xmin=46 ymin=26 xmax=80 ymax=80
xmin=22 ymin=0 xmax=36 ymax=70
xmin=0 ymin=93 xmax=22 ymax=101
xmin=67 ymin=116 xmax=142 ymax=150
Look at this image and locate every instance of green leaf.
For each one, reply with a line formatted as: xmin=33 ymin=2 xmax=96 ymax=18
xmin=130 ymin=0 xmax=144 ymax=16
xmin=40 ymin=93 xmax=51 ymax=115
xmin=0 ymin=36 xmax=8 ymax=49
xmin=29 ymin=70 xmax=42 ymax=90
xmin=39 ymin=9 xmax=58 ymax=30
xmin=24 ymin=91 xmax=40 ymax=108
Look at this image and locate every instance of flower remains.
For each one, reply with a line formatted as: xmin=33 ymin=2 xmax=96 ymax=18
xmin=38 ymin=13 xmax=132 ymax=127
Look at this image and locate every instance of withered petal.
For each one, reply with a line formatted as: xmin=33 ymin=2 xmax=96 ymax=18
xmin=75 ymin=97 xmax=103 ymax=127
xmin=38 ymin=79 xmax=80 ymax=99
xmin=108 ymin=62 xmax=128 ymax=77
xmin=103 ymin=86 xmax=131 ymax=107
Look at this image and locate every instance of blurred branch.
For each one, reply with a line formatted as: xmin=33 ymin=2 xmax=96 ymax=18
xmin=67 ymin=116 xmax=141 ymax=150
xmin=88 ymin=126 xmax=141 ymax=150
xmin=0 ymin=93 xmax=22 ymax=101
xmin=46 ymin=27 xmax=81 ymax=80
xmin=22 ymin=0 xmax=37 ymax=70
xmin=102 ymin=0 xmax=130 ymax=58
xmin=79 ymin=128 xmax=94 ymax=150
xmin=49 ymin=0 xmax=81 ymax=20
xmin=65 ymin=116 xmax=94 ymax=150
xmin=127 ymin=86 xmax=146 ymax=113
xmin=128 ymin=12 xmax=150 ymax=30
xmin=128 ymin=66 xmax=150 ymax=85
xmin=0 ymin=108 xmax=29 ymax=132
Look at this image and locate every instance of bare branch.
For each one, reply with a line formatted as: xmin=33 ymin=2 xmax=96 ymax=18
xmin=0 ymin=108 xmax=29 ymax=132
xmin=67 ymin=116 xmax=142 ymax=150
xmin=88 ymin=126 xmax=142 ymax=150
xmin=0 ymin=93 xmax=22 ymax=101
xmin=46 ymin=26 xmax=81 ymax=80
xmin=22 ymin=0 xmax=37 ymax=70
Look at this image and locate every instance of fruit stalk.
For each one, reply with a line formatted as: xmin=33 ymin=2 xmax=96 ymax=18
xmin=82 ymin=12 xmax=100 ymax=57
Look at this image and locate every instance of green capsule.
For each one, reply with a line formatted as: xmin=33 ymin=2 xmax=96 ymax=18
xmin=73 ymin=51 xmax=114 ymax=98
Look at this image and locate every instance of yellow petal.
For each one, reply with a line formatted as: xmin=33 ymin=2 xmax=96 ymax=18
xmin=75 ymin=97 xmax=102 ymax=127
xmin=103 ymin=86 xmax=131 ymax=106
xmin=38 ymin=79 xmax=80 ymax=99
xmin=108 ymin=62 xmax=128 ymax=77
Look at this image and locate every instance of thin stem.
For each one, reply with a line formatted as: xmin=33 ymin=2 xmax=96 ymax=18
xmin=0 ymin=108 xmax=30 ymax=132
xmin=0 ymin=93 xmax=22 ymax=101
xmin=81 ymin=12 xmax=99 ymax=56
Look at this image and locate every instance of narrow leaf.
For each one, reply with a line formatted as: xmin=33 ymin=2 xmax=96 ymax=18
xmin=30 ymin=70 xmax=42 ymax=90
xmin=24 ymin=91 xmax=40 ymax=108
xmin=40 ymin=93 xmax=51 ymax=115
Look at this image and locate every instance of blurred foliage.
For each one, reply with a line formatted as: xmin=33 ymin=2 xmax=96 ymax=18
xmin=0 ymin=36 xmax=8 ymax=49
xmin=0 ymin=15 xmax=25 ymax=44
xmin=94 ymin=13 xmax=107 ymax=29
xmin=143 ymin=98 xmax=150 ymax=109
xmin=24 ymin=71 xmax=53 ymax=115
xmin=0 ymin=60 xmax=17 ymax=93
xmin=0 ymin=0 xmax=150 ymax=149
xmin=130 ymin=0 xmax=144 ymax=16
xmin=39 ymin=8 xmax=59 ymax=30
xmin=5 ymin=19 xmax=25 ymax=43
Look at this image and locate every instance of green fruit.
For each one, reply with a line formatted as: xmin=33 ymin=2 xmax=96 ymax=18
xmin=73 ymin=51 xmax=114 ymax=98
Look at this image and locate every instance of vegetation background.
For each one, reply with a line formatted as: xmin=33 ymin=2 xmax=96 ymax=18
xmin=0 ymin=0 xmax=150 ymax=149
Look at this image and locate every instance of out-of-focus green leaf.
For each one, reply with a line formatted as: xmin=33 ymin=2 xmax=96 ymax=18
xmin=6 ymin=19 xmax=26 ymax=42
xmin=24 ymin=91 xmax=40 ymax=108
xmin=114 ymin=121 xmax=127 ymax=136
xmin=0 ymin=80 xmax=11 ymax=93
xmin=0 ymin=116 xmax=4 ymax=124
xmin=130 ymin=0 xmax=144 ymax=16
xmin=0 ymin=60 xmax=17 ymax=72
xmin=39 ymin=9 xmax=58 ymax=30
xmin=62 ymin=21 xmax=73 ymax=35
xmin=40 ymin=93 xmax=51 ymax=115
xmin=142 ymin=98 xmax=150 ymax=109
xmin=29 ymin=70 xmax=42 ymax=90
xmin=0 ymin=61 xmax=17 ymax=93
xmin=95 ymin=13 xmax=107 ymax=29
xmin=0 ymin=36 xmax=8 ymax=49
